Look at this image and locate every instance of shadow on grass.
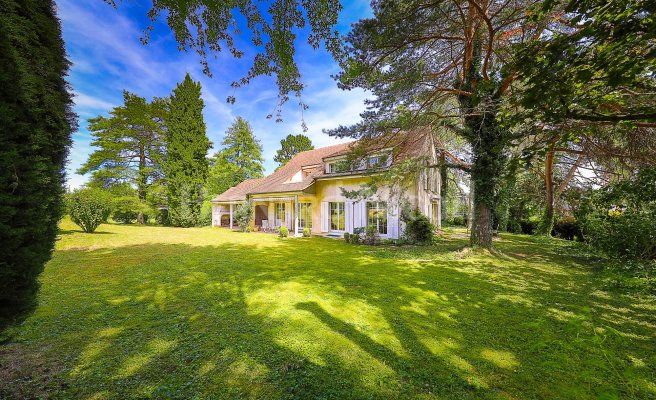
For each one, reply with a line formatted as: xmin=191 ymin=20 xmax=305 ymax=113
xmin=1 ymin=233 xmax=655 ymax=399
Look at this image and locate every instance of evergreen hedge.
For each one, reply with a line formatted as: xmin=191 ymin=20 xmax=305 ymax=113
xmin=0 ymin=0 xmax=75 ymax=330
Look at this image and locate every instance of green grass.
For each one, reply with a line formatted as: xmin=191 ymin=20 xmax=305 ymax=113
xmin=1 ymin=219 xmax=655 ymax=399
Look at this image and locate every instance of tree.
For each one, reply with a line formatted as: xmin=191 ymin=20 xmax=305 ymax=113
xmin=66 ymin=188 xmax=112 ymax=233
xmin=515 ymin=0 xmax=656 ymax=124
xmin=221 ymin=117 xmax=264 ymax=181
xmin=205 ymin=150 xmax=241 ymax=197
xmin=274 ymin=134 xmax=314 ymax=167
xmin=0 ymin=0 xmax=75 ymax=330
xmin=332 ymin=0 xmax=544 ymax=248
xmin=78 ymin=91 xmax=166 ymax=222
xmin=205 ymin=118 xmax=263 ymax=198
xmin=122 ymin=1 xmax=343 ymax=118
xmin=164 ymin=73 xmax=211 ymax=227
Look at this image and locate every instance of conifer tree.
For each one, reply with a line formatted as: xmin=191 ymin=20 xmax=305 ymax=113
xmin=274 ymin=134 xmax=314 ymax=167
xmin=0 ymin=0 xmax=75 ymax=330
xmin=164 ymin=74 xmax=211 ymax=227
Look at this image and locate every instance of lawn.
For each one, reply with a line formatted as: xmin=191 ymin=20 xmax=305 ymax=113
xmin=1 ymin=220 xmax=655 ymax=399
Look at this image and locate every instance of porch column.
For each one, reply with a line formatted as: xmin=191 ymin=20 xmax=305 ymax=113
xmin=294 ymin=195 xmax=299 ymax=236
xmin=229 ymin=204 xmax=233 ymax=229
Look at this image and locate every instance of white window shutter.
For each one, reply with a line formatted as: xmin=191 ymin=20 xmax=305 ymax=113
xmin=360 ymin=201 xmax=367 ymax=228
xmin=320 ymin=202 xmax=329 ymax=232
xmin=353 ymin=201 xmax=361 ymax=229
xmin=285 ymin=203 xmax=292 ymax=229
xmin=387 ymin=203 xmax=399 ymax=239
xmin=345 ymin=202 xmax=353 ymax=233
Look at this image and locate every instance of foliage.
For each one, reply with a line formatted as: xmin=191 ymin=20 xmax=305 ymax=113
xmin=402 ymin=209 xmax=434 ymax=245
xmin=278 ymin=225 xmax=289 ymax=238
xmin=579 ymin=168 xmax=656 ymax=260
xmin=206 ymin=117 xmax=264 ymax=198
xmin=164 ymin=74 xmax=211 ymax=227
xmin=78 ymin=92 xmax=167 ymax=202
xmin=112 ymin=196 xmax=149 ymax=224
xmin=233 ymin=201 xmax=253 ymax=232
xmin=302 ymin=227 xmax=311 ymax=238
xmin=0 ymin=0 xmax=75 ymax=330
xmin=66 ymin=188 xmax=112 ymax=233
xmin=552 ymin=217 xmax=581 ymax=241
xmin=199 ymin=200 xmax=213 ymax=227
xmin=515 ymin=0 xmax=656 ymax=124
xmin=156 ymin=208 xmax=170 ymax=226
xmin=363 ymin=225 xmax=380 ymax=246
xmin=3 ymin=220 xmax=655 ymax=398
xmin=343 ymin=232 xmax=350 ymax=243
xmin=274 ymin=134 xmax=314 ymax=167
xmin=126 ymin=0 xmax=343 ymax=117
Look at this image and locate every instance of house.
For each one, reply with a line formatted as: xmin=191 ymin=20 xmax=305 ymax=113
xmin=211 ymin=127 xmax=441 ymax=238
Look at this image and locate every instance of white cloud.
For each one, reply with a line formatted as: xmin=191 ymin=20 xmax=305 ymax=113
xmin=73 ymin=91 xmax=115 ymax=111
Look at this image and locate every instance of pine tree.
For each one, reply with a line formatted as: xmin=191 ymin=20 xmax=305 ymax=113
xmin=78 ymin=92 xmax=167 ymax=222
xmin=0 ymin=0 xmax=75 ymax=330
xmin=221 ymin=117 xmax=264 ymax=181
xmin=274 ymin=134 xmax=314 ymax=167
xmin=164 ymin=74 xmax=211 ymax=227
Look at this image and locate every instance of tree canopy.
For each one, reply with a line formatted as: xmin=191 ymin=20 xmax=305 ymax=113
xmin=220 ymin=117 xmax=264 ymax=182
xmin=79 ymin=91 xmax=167 ymax=201
xmin=274 ymin=133 xmax=314 ymax=167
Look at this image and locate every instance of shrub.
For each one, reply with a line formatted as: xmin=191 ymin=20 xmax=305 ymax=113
xmin=552 ymin=216 xmax=581 ymax=241
xmin=278 ymin=225 xmax=289 ymax=238
xmin=520 ymin=217 xmax=539 ymax=235
xmin=303 ymin=227 xmax=311 ymax=237
xmin=343 ymin=232 xmax=351 ymax=243
xmin=363 ymin=225 xmax=381 ymax=245
xmin=578 ymin=168 xmax=656 ymax=260
xmin=402 ymin=209 xmax=434 ymax=244
xmin=112 ymin=196 xmax=149 ymax=224
xmin=452 ymin=215 xmax=465 ymax=226
xmin=233 ymin=201 xmax=253 ymax=232
xmin=199 ymin=200 xmax=213 ymax=226
xmin=67 ymin=188 xmax=112 ymax=233
xmin=0 ymin=0 xmax=75 ymax=330
xmin=156 ymin=208 xmax=170 ymax=226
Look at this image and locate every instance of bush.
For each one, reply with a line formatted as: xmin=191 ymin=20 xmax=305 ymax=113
xmin=156 ymin=208 xmax=170 ymax=226
xmin=578 ymin=168 xmax=656 ymax=260
xmin=112 ymin=196 xmax=149 ymax=224
xmin=520 ymin=217 xmax=539 ymax=235
xmin=278 ymin=225 xmax=289 ymax=238
xmin=199 ymin=200 xmax=213 ymax=226
xmin=402 ymin=209 xmax=434 ymax=244
xmin=67 ymin=188 xmax=112 ymax=233
xmin=452 ymin=215 xmax=465 ymax=226
xmin=552 ymin=216 xmax=581 ymax=241
xmin=343 ymin=232 xmax=351 ymax=242
xmin=233 ymin=201 xmax=253 ymax=232
xmin=363 ymin=225 xmax=380 ymax=245
xmin=303 ymin=227 xmax=311 ymax=237
xmin=0 ymin=0 xmax=75 ymax=330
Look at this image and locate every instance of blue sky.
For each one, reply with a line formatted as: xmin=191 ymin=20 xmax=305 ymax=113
xmin=56 ymin=0 xmax=373 ymax=188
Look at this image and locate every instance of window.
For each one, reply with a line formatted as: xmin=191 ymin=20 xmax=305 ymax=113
xmin=367 ymin=201 xmax=388 ymax=234
xmin=330 ymin=202 xmax=345 ymax=231
xmin=275 ymin=203 xmax=286 ymax=225
xmin=299 ymin=203 xmax=312 ymax=229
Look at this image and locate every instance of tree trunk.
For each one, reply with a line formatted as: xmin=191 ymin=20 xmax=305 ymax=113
xmin=440 ymin=151 xmax=448 ymax=223
xmin=137 ymin=145 xmax=147 ymax=224
xmin=538 ymin=148 xmax=555 ymax=235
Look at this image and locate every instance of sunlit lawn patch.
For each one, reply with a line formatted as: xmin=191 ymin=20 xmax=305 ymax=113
xmin=1 ymin=219 xmax=654 ymax=399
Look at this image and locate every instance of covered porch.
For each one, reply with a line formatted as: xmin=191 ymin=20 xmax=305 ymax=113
xmin=212 ymin=194 xmax=313 ymax=236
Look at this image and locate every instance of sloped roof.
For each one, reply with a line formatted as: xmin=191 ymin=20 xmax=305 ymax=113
xmin=212 ymin=127 xmax=433 ymax=202
xmin=247 ymin=142 xmax=353 ymax=194
xmin=211 ymin=177 xmax=265 ymax=202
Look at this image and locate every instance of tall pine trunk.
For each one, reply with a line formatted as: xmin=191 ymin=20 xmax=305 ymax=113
xmin=538 ymin=146 xmax=555 ymax=235
xmin=137 ymin=145 xmax=147 ymax=224
xmin=440 ymin=152 xmax=448 ymax=224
